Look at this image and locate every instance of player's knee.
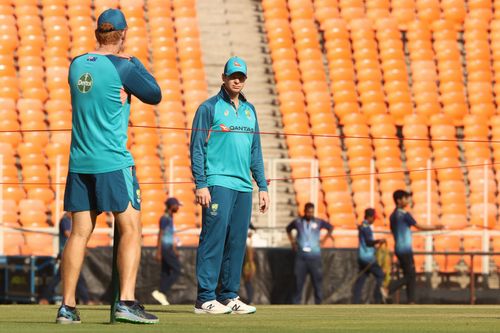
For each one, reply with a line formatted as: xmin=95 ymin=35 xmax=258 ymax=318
xmin=119 ymin=221 xmax=141 ymax=237
xmin=70 ymin=228 xmax=93 ymax=241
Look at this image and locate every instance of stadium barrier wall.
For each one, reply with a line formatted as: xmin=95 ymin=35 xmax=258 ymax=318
xmin=78 ymin=247 xmax=500 ymax=305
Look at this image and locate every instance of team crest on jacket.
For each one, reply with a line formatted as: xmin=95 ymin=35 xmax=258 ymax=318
xmin=245 ymin=109 xmax=251 ymax=119
xmin=224 ymin=110 xmax=229 ymax=116
xmin=210 ymin=203 xmax=219 ymax=216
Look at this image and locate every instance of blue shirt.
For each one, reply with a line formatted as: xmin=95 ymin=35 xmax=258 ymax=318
xmin=390 ymin=208 xmax=417 ymax=255
xmin=68 ymin=54 xmax=161 ymax=173
xmin=190 ymin=87 xmax=267 ymax=192
xmin=159 ymin=214 xmax=175 ymax=248
xmin=59 ymin=216 xmax=72 ymax=254
xmin=358 ymin=221 xmax=376 ymax=263
xmin=286 ymin=218 xmax=333 ymax=257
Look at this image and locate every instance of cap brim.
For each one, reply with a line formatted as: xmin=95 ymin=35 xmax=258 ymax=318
xmin=225 ymin=70 xmax=247 ymax=77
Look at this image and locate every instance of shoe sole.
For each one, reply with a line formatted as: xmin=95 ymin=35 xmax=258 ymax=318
xmin=193 ymin=308 xmax=232 ymax=315
xmin=56 ymin=317 xmax=81 ymax=324
xmin=115 ymin=313 xmax=159 ymax=324
xmin=231 ymin=310 xmax=256 ymax=315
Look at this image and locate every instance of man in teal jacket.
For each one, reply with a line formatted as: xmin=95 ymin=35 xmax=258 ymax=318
xmin=190 ymin=56 xmax=270 ymax=314
xmin=58 ymin=9 xmax=161 ymax=324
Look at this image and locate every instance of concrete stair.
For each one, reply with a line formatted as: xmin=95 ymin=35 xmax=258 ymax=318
xmin=196 ymin=0 xmax=296 ymax=233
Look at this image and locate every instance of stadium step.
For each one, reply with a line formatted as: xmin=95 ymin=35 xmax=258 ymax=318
xmin=197 ymin=0 xmax=296 ymax=230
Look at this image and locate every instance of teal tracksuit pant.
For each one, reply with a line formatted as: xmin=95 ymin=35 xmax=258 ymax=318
xmin=196 ymin=185 xmax=252 ymax=302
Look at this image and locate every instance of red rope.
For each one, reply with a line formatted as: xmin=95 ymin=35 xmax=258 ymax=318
xmin=2 ymin=161 xmax=498 ymax=186
xmin=0 ymin=124 xmax=496 ymax=144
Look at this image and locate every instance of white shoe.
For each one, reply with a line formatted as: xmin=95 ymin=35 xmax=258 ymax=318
xmin=222 ymin=297 xmax=256 ymax=314
xmin=380 ymin=287 xmax=389 ymax=303
xmin=152 ymin=290 xmax=169 ymax=305
xmin=194 ymin=300 xmax=232 ymax=314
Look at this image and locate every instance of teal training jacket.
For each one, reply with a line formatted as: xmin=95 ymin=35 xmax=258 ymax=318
xmin=68 ymin=53 xmax=161 ymax=174
xmin=190 ymin=87 xmax=268 ymax=192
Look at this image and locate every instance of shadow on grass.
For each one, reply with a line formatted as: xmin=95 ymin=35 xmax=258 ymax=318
xmin=88 ymin=307 xmax=189 ymax=314
xmin=5 ymin=321 xmax=56 ymax=325
xmin=149 ymin=309 xmax=192 ymax=314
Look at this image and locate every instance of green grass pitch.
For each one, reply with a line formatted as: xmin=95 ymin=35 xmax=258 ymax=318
xmin=0 ymin=305 xmax=499 ymax=333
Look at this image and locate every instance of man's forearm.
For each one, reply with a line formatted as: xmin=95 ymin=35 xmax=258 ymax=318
xmin=417 ymin=224 xmax=439 ymax=231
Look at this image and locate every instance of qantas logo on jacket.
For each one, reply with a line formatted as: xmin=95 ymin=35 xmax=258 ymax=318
xmin=220 ymin=124 xmax=231 ymax=132
xmin=219 ymin=124 xmax=255 ymax=133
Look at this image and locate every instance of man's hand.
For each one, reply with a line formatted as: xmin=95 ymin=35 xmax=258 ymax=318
xmin=196 ymin=188 xmax=211 ymax=208
xmin=291 ymin=240 xmax=298 ymax=252
xmin=259 ymin=191 xmax=270 ymax=213
xmin=155 ymin=250 xmax=161 ymax=263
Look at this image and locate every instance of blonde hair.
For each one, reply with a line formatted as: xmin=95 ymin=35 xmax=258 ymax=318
xmin=95 ymin=22 xmax=124 ymax=45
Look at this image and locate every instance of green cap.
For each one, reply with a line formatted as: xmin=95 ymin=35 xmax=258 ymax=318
xmin=97 ymin=9 xmax=127 ymax=31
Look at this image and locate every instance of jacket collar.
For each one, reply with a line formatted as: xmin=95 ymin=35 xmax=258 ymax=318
xmin=219 ymin=85 xmax=247 ymax=104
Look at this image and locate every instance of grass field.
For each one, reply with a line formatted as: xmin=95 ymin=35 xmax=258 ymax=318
xmin=0 ymin=305 xmax=499 ymax=333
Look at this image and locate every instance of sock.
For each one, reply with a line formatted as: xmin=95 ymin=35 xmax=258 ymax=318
xmin=120 ymin=300 xmax=136 ymax=306
xmin=63 ymin=305 xmax=76 ymax=311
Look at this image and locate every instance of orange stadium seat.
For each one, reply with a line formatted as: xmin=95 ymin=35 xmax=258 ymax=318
xmin=3 ymin=232 xmax=24 ymax=255
xmin=463 ymin=235 xmax=485 ymax=272
xmin=333 ymin=235 xmax=359 ymax=248
xmin=24 ymin=233 xmax=54 ymax=256
xmin=27 ymin=187 xmax=54 ymax=205
xmin=434 ymin=235 xmax=461 ymax=273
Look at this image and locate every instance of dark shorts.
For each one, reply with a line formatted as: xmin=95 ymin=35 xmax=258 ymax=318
xmin=64 ymin=166 xmax=141 ymax=213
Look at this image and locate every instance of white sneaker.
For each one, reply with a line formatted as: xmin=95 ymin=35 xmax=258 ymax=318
xmin=380 ymin=287 xmax=389 ymax=303
xmin=152 ymin=290 xmax=169 ymax=305
xmin=222 ymin=297 xmax=256 ymax=314
xmin=194 ymin=300 xmax=232 ymax=314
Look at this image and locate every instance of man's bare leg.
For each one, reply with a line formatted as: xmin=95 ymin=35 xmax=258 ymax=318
xmin=61 ymin=211 xmax=97 ymax=307
xmin=114 ymin=203 xmax=142 ymax=301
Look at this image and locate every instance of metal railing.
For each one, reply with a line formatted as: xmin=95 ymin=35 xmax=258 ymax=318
xmin=410 ymin=251 xmax=500 ymax=304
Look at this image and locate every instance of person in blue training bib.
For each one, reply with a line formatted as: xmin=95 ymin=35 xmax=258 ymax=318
xmin=353 ymin=208 xmax=387 ymax=304
xmin=57 ymin=9 xmax=161 ymax=325
xmin=190 ymin=56 xmax=270 ymax=315
xmin=286 ymin=203 xmax=333 ymax=304
xmin=152 ymin=198 xmax=182 ymax=306
xmin=389 ymin=190 xmax=443 ymax=304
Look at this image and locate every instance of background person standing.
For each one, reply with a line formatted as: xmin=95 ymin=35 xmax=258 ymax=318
xmin=389 ymin=190 xmax=444 ymax=304
xmin=286 ymin=202 xmax=333 ymax=305
xmin=353 ymin=208 xmax=387 ymax=304
xmin=152 ymin=198 xmax=182 ymax=305
xmin=190 ymin=56 xmax=270 ymax=314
